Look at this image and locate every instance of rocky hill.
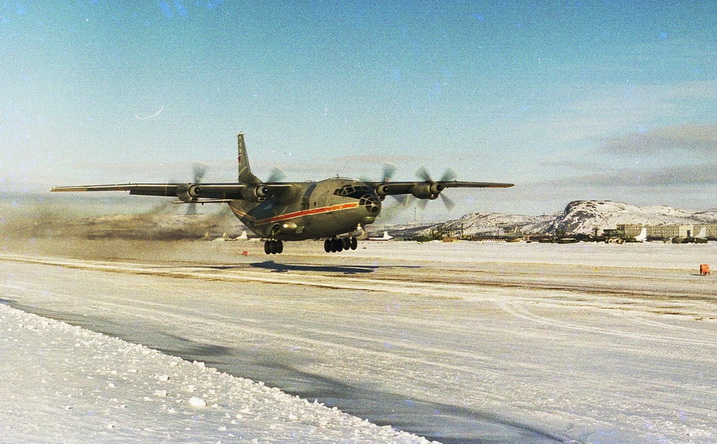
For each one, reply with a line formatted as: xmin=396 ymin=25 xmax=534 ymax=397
xmin=546 ymin=201 xmax=717 ymax=235
xmin=391 ymin=200 xmax=717 ymax=238
xmin=421 ymin=212 xmax=554 ymax=237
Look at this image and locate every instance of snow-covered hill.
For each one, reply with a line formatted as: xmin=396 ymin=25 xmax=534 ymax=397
xmin=421 ymin=212 xmax=554 ymax=237
xmin=396 ymin=201 xmax=717 ymax=238
xmin=547 ymin=200 xmax=717 ymax=235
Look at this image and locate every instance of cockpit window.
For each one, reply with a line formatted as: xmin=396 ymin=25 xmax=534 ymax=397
xmin=334 ymin=185 xmax=374 ymax=199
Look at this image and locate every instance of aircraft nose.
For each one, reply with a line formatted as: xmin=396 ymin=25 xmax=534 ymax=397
xmin=360 ymin=194 xmax=381 ymax=215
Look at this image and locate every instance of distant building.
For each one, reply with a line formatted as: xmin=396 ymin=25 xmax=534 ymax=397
xmin=612 ymin=224 xmax=717 ymax=240
xmin=695 ymin=224 xmax=717 ymax=238
xmin=617 ymin=224 xmax=643 ymax=238
xmin=646 ymin=225 xmax=680 ymax=239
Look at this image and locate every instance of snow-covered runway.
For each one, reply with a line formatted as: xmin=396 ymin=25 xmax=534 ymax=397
xmin=0 ymin=303 xmax=424 ymax=443
xmin=2 ymin=240 xmax=716 ymax=442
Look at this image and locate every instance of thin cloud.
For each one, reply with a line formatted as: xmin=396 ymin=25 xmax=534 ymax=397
xmin=545 ymin=162 xmax=717 ymax=187
xmin=603 ymin=123 xmax=717 ymax=155
xmin=526 ymin=80 xmax=717 ymax=146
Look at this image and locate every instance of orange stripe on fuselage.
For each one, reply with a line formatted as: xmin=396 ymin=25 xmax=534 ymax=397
xmin=231 ymin=202 xmax=360 ymax=225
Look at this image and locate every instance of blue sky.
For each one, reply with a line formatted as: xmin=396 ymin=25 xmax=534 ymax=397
xmin=2 ymin=1 xmax=716 ymax=217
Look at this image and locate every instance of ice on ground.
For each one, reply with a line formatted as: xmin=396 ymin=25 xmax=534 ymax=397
xmin=0 ymin=303 xmax=431 ymax=443
xmin=2 ymin=240 xmax=717 ymax=442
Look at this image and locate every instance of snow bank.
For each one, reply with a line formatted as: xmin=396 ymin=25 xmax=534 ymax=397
xmin=0 ymin=303 xmax=431 ymax=443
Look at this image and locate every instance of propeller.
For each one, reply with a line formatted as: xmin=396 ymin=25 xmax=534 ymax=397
xmin=146 ymin=200 xmax=176 ymax=215
xmin=413 ymin=166 xmax=458 ymax=211
xmin=382 ymin=163 xmax=397 ymax=182
xmin=359 ymin=163 xmax=405 ymax=221
xmin=379 ymin=163 xmax=410 ymax=206
xmin=193 ymin=162 xmax=208 ymax=183
xmin=186 ymin=163 xmax=209 ymax=215
xmin=416 ymin=166 xmax=457 ymax=183
xmin=265 ymin=167 xmax=286 ymax=183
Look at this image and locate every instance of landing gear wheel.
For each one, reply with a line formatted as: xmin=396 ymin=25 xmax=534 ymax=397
xmin=323 ymin=237 xmax=358 ymax=253
xmin=325 ymin=238 xmax=342 ymax=253
xmin=264 ymin=240 xmax=284 ymax=255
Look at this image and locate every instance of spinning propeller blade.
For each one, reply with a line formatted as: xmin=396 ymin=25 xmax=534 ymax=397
xmin=187 ymin=163 xmax=209 ymax=215
xmin=413 ymin=166 xmax=458 ymax=211
xmin=266 ymin=168 xmax=286 ymax=183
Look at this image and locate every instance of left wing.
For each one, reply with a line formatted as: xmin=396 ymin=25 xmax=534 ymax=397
xmin=51 ymin=183 xmax=294 ymax=203
xmin=364 ymin=180 xmax=514 ymax=199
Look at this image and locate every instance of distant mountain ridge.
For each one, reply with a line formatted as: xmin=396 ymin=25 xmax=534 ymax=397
xmin=388 ymin=200 xmax=717 ymax=237
xmin=545 ymin=200 xmax=717 ymax=235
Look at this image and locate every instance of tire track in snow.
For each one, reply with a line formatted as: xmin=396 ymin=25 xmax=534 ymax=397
xmin=612 ymin=310 xmax=717 ymax=333
xmin=496 ymin=300 xmax=717 ymax=348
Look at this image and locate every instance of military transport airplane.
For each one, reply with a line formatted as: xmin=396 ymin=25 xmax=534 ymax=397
xmin=52 ymin=133 xmax=513 ymax=254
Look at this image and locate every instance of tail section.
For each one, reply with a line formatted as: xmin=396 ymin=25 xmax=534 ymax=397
xmin=237 ymin=133 xmax=261 ymax=184
xmin=634 ymin=227 xmax=647 ymax=242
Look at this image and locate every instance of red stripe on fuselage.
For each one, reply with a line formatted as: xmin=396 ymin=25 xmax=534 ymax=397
xmin=231 ymin=202 xmax=360 ymax=225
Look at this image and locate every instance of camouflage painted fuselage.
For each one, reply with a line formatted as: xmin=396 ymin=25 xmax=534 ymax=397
xmin=229 ymin=178 xmax=381 ymax=240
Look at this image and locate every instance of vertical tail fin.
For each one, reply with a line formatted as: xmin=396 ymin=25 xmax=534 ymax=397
xmin=237 ymin=133 xmax=261 ymax=184
xmin=634 ymin=227 xmax=647 ymax=242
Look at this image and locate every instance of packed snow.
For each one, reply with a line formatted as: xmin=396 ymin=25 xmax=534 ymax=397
xmin=2 ymin=239 xmax=717 ymax=442
xmin=0 ymin=302 xmax=429 ymax=443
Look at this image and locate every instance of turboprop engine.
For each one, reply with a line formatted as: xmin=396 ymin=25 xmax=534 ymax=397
xmin=410 ymin=182 xmax=443 ymax=200
xmin=176 ymin=184 xmax=202 ymax=202
xmin=241 ymin=185 xmax=270 ymax=202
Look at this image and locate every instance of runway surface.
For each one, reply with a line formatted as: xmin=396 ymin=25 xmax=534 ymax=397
xmin=2 ymin=239 xmax=717 ymax=442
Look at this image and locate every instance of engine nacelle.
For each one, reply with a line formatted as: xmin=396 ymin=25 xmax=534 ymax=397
xmin=375 ymin=184 xmax=390 ymax=197
xmin=410 ymin=182 xmax=443 ymax=200
xmin=241 ymin=185 xmax=270 ymax=202
xmin=176 ymin=184 xmax=202 ymax=202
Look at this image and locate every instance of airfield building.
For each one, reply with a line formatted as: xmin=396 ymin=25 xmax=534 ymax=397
xmin=614 ymin=224 xmax=717 ymax=240
xmin=617 ymin=224 xmax=644 ymax=238
xmin=695 ymin=224 xmax=717 ymax=238
xmin=645 ymin=225 xmax=680 ymax=239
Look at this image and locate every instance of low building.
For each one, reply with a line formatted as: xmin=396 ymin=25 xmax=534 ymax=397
xmin=695 ymin=224 xmax=717 ymax=239
xmin=600 ymin=223 xmax=717 ymax=241
xmin=646 ymin=225 xmax=680 ymax=239
xmin=617 ymin=224 xmax=643 ymax=238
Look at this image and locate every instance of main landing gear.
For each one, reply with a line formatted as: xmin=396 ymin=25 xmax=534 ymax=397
xmin=324 ymin=237 xmax=358 ymax=253
xmin=264 ymin=239 xmax=283 ymax=255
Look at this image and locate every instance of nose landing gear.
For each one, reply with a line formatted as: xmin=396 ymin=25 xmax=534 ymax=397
xmin=324 ymin=236 xmax=358 ymax=253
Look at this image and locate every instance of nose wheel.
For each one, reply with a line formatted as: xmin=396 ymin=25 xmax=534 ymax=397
xmin=264 ymin=240 xmax=283 ymax=254
xmin=324 ymin=236 xmax=358 ymax=253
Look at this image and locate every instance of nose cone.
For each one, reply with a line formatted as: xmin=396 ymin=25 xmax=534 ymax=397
xmin=358 ymin=193 xmax=381 ymax=226
xmin=360 ymin=194 xmax=381 ymax=215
